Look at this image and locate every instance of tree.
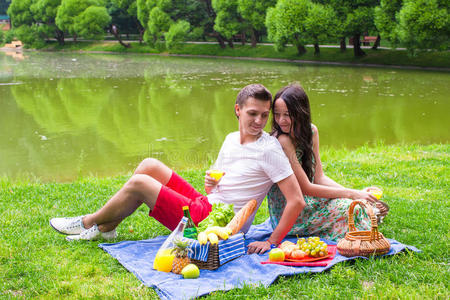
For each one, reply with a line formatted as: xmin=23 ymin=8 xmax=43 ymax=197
xmin=74 ymin=6 xmax=111 ymax=39
xmin=395 ymin=0 xmax=449 ymax=53
xmin=7 ymin=0 xmax=34 ymax=28
xmin=237 ymin=0 xmax=276 ymax=47
xmin=374 ymin=0 xmax=402 ymax=46
xmin=304 ymin=2 xmax=337 ymax=55
xmin=165 ymin=20 xmax=190 ymax=49
xmin=145 ymin=6 xmax=171 ymax=46
xmin=212 ymin=0 xmax=242 ymax=48
xmin=31 ymin=0 xmax=65 ymax=45
xmin=108 ymin=0 xmax=143 ymax=42
xmin=265 ymin=0 xmax=310 ymax=55
xmin=344 ymin=4 xmax=378 ymax=57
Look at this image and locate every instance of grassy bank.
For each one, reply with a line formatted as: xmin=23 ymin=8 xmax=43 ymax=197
xmin=1 ymin=144 xmax=449 ymax=298
xmin=41 ymin=41 xmax=450 ymax=69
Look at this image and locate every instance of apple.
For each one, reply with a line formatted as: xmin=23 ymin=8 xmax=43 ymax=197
xmin=269 ymin=248 xmax=285 ymax=262
xmin=181 ymin=264 xmax=200 ymax=279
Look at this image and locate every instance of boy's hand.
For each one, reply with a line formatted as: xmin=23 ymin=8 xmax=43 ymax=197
xmin=204 ymin=170 xmax=225 ymax=194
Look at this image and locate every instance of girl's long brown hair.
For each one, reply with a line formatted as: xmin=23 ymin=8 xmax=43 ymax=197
xmin=271 ymin=84 xmax=314 ymax=181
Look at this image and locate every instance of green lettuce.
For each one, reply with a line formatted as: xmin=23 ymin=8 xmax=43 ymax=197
xmin=198 ymin=203 xmax=234 ymax=232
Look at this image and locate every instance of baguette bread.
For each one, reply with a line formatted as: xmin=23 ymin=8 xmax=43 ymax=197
xmin=226 ymin=199 xmax=257 ymax=235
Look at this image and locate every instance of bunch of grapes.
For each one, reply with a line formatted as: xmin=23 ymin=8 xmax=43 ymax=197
xmin=297 ymin=236 xmax=328 ymax=257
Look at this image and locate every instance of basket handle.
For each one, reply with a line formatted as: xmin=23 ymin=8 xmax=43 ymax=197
xmin=347 ymin=200 xmax=379 ymax=241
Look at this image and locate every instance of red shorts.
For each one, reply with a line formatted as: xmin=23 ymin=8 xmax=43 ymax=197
xmin=149 ymin=171 xmax=212 ymax=231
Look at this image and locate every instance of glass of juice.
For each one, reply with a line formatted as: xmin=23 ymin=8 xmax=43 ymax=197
xmin=209 ymin=169 xmax=224 ymax=181
xmin=153 ymin=248 xmax=175 ymax=272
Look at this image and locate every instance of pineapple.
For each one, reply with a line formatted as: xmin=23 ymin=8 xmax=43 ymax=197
xmin=171 ymin=239 xmax=192 ymax=274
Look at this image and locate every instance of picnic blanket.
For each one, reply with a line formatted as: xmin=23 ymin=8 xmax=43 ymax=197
xmin=99 ymin=219 xmax=420 ymax=300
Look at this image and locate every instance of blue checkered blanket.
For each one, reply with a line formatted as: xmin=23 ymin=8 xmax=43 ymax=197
xmin=99 ymin=219 xmax=420 ymax=300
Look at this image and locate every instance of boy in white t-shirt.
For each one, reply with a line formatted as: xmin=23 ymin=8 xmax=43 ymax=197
xmin=50 ymin=84 xmax=306 ymax=254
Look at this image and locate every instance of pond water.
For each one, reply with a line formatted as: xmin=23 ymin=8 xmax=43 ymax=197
xmin=1 ymin=51 xmax=449 ymax=181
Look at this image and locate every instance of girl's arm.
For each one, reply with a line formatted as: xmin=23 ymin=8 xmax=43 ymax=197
xmin=311 ymin=125 xmax=344 ymax=188
xmin=278 ymin=126 xmax=375 ymax=201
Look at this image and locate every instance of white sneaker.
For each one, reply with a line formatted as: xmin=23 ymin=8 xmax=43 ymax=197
xmin=66 ymin=224 xmax=117 ymax=241
xmin=50 ymin=216 xmax=86 ymax=235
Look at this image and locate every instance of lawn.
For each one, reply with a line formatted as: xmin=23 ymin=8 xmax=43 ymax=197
xmin=0 ymin=144 xmax=449 ymax=298
xmin=41 ymin=41 xmax=450 ymax=69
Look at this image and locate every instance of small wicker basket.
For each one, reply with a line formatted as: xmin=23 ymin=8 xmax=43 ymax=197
xmin=337 ymin=200 xmax=391 ymax=257
xmin=191 ymin=244 xmax=220 ymax=270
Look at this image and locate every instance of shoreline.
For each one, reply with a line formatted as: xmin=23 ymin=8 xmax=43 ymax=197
xmin=3 ymin=41 xmax=449 ymax=71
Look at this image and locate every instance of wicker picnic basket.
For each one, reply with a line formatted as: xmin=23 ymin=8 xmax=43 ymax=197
xmin=191 ymin=244 xmax=220 ymax=270
xmin=190 ymin=199 xmax=258 ymax=270
xmin=337 ymin=200 xmax=391 ymax=257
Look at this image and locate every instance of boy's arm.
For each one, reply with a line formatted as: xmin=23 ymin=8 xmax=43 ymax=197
xmin=247 ymin=174 xmax=305 ymax=254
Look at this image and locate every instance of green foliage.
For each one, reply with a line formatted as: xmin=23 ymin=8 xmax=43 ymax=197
xmin=305 ymin=2 xmax=337 ymax=45
xmin=14 ymin=24 xmax=46 ymax=48
xmin=395 ymin=0 xmax=449 ymax=52
xmin=345 ymin=6 xmax=376 ymax=36
xmin=4 ymin=29 xmax=15 ymax=43
xmin=0 ymin=29 xmax=4 ymax=43
xmin=165 ymin=20 xmax=190 ymax=49
xmin=212 ymin=0 xmax=242 ymax=40
xmin=188 ymin=26 xmax=204 ymax=40
xmin=374 ymin=0 xmax=403 ymax=44
xmin=108 ymin=0 xmax=139 ymax=34
xmin=30 ymin=0 xmax=63 ymax=41
xmin=238 ymin=0 xmax=276 ymax=31
xmin=56 ymin=0 xmax=97 ymax=36
xmin=74 ymin=6 xmax=111 ymax=39
xmin=136 ymin=0 xmax=153 ymax=29
xmin=198 ymin=203 xmax=235 ymax=232
xmin=7 ymin=0 xmax=34 ymax=27
xmin=265 ymin=0 xmax=310 ymax=54
xmin=145 ymin=6 xmax=171 ymax=45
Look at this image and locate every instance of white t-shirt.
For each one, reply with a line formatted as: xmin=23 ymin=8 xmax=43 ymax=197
xmin=207 ymin=131 xmax=293 ymax=233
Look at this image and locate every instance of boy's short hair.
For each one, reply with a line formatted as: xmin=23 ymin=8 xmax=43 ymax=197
xmin=236 ymin=84 xmax=272 ymax=107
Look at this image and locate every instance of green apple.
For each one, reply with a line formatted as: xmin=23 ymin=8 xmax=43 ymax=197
xmin=181 ymin=264 xmax=200 ymax=279
xmin=268 ymin=248 xmax=285 ymax=262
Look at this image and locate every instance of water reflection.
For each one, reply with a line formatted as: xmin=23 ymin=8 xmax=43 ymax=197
xmin=0 ymin=52 xmax=449 ymax=180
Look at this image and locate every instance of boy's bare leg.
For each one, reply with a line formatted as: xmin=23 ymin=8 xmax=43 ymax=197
xmin=83 ymin=158 xmax=173 ymax=232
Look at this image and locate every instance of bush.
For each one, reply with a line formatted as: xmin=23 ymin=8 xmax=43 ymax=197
xmin=0 ymin=29 xmax=4 ymax=43
xmin=4 ymin=29 xmax=15 ymax=43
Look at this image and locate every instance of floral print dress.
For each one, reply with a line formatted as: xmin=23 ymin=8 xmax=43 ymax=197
xmin=267 ymin=147 xmax=371 ymax=242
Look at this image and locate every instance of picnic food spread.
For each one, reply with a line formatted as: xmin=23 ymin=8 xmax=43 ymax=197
xmin=153 ymin=200 xmax=258 ymax=277
xmin=269 ymin=236 xmax=330 ymax=262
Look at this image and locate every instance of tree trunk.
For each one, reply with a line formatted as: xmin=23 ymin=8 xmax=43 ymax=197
xmin=215 ymin=33 xmax=226 ymax=49
xmin=251 ymin=29 xmax=257 ymax=47
xmin=296 ymin=44 xmax=306 ymax=55
xmin=55 ymin=29 xmax=64 ymax=45
xmin=139 ymin=28 xmax=144 ymax=43
xmin=340 ymin=37 xmax=346 ymax=51
xmin=372 ymin=35 xmax=381 ymax=50
xmin=241 ymin=31 xmax=246 ymax=45
xmin=314 ymin=42 xmax=320 ymax=55
xmin=228 ymin=38 xmax=234 ymax=48
xmin=111 ymin=24 xmax=131 ymax=48
xmin=353 ymin=34 xmax=365 ymax=57
xmin=73 ymin=34 xmax=77 ymax=42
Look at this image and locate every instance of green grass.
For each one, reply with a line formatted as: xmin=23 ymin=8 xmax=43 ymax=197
xmin=40 ymin=41 xmax=450 ymax=69
xmin=1 ymin=144 xmax=449 ymax=298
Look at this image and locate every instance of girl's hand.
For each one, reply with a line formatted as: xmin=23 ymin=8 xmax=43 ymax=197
xmin=350 ymin=189 xmax=377 ymax=204
xmin=247 ymin=240 xmax=271 ymax=254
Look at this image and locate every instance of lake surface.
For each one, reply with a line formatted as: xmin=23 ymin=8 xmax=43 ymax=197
xmin=1 ymin=51 xmax=449 ymax=181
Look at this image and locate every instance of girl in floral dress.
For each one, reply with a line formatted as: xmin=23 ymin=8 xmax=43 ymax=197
xmin=267 ymin=84 xmax=389 ymax=241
